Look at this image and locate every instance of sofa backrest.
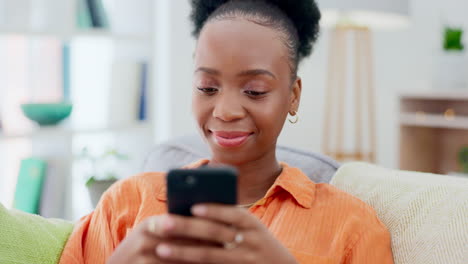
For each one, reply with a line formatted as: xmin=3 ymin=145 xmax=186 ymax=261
xmin=142 ymin=134 xmax=339 ymax=183
xmin=331 ymin=162 xmax=468 ymax=264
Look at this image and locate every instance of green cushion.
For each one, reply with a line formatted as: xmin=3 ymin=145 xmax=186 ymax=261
xmin=0 ymin=203 xmax=73 ymax=264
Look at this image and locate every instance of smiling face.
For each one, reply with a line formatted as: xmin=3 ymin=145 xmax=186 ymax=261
xmin=192 ymin=18 xmax=302 ymax=165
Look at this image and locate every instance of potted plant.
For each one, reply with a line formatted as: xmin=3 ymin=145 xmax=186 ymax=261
xmin=434 ymin=26 xmax=467 ymax=89
xmin=77 ymin=147 xmax=130 ymax=207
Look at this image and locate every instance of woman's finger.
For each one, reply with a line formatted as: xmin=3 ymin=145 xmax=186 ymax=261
xmin=191 ymin=204 xmax=258 ymax=229
xmin=161 ymin=214 xmax=238 ymax=245
xmin=155 ymin=243 xmax=242 ymax=264
xmin=143 ymin=215 xmax=170 ymax=238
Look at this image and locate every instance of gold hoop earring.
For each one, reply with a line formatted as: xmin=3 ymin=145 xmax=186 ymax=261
xmin=288 ymin=111 xmax=299 ymax=124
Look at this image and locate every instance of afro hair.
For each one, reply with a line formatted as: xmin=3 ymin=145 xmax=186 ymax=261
xmin=190 ymin=0 xmax=321 ymax=61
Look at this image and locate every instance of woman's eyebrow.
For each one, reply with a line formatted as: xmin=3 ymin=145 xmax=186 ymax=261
xmin=195 ymin=67 xmax=220 ymax=75
xmin=237 ymin=69 xmax=277 ymax=80
xmin=195 ymin=67 xmax=277 ymax=80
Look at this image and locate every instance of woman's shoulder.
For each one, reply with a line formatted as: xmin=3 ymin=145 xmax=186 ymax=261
xmin=101 ymin=171 xmax=167 ymax=208
xmin=126 ymin=171 xmax=167 ymax=189
xmin=116 ymin=171 xmax=166 ymax=192
xmin=281 ymin=164 xmax=382 ymax=224
xmin=103 ymin=159 xmax=209 ymax=206
xmin=313 ymin=183 xmax=383 ymax=225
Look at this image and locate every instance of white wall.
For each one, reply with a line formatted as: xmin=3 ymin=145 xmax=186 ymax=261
xmin=153 ymin=0 xmax=197 ymax=143
xmin=154 ymin=0 xmax=468 ymax=169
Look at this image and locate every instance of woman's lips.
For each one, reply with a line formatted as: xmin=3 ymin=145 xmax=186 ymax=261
xmin=211 ymin=131 xmax=253 ymax=148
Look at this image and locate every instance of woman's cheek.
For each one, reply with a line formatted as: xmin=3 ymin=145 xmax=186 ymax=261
xmin=193 ymin=95 xmax=212 ymax=125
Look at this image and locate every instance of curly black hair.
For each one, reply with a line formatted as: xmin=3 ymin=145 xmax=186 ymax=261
xmin=190 ymin=0 xmax=321 ymax=75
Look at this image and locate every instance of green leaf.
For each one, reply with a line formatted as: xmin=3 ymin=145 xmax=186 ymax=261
xmin=458 ymin=147 xmax=468 ymax=173
xmin=104 ymin=172 xmax=118 ymax=181
xmin=443 ymin=27 xmax=465 ymax=51
xmin=85 ymin=177 xmax=96 ymax=187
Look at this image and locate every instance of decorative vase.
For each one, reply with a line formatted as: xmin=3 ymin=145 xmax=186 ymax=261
xmin=21 ymin=103 xmax=73 ymax=126
xmin=86 ymin=179 xmax=117 ymax=208
xmin=434 ymin=52 xmax=468 ymax=89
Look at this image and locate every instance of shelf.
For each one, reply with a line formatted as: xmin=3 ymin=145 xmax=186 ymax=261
xmin=400 ymin=113 xmax=468 ymax=130
xmin=0 ymin=28 xmax=150 ymax=41
xmin=399 ymin=90 xmax=468 ymax=101
xmin=0 ymin=121 xmax=152 ymax=141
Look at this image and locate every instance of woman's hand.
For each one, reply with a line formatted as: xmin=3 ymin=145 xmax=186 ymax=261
xmin=153 ymin=205 xmax=298 ymax=264
xmin=107 ymin=215 xmax=196 ymax=264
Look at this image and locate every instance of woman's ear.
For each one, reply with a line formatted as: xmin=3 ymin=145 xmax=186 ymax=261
xmin=289 ymin=77 xmax=302 ymax=114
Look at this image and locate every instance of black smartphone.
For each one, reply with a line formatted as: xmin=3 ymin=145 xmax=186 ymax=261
xmin=167 ymin=167 xmax=238 ymax=216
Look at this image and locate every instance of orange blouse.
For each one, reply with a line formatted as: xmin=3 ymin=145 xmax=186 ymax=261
xmin=59 ymin=160 xmax=393 ymax=264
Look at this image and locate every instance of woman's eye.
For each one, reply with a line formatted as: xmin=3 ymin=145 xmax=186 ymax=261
xmin=197 ymin=87 xmax=218 ymax=95
xmin=245 ymin=90 xmax=267 ymax=97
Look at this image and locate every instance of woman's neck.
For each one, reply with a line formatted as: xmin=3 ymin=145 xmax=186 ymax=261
xmin=209 ymin=150 xmax=282 ymax=205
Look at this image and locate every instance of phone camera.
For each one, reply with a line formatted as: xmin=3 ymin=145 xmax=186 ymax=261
xmin=186 ymin=175 xmax=196 ymax=186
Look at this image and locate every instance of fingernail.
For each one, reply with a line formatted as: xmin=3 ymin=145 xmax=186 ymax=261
xmin=156 ymin=244 xmax=172 ymax=258
xmin=192 ymin=205 xmax=207 ymax=216
xmin=163 ymin=216 xmax=175 ymax=230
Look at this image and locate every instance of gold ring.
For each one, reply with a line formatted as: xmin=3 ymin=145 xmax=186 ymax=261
xmin=223 ymin=232 xmax=244 ymax=249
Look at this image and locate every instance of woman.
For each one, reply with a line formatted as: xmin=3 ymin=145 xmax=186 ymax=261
xmin=60 ymin=0 xmax=393 ymax=263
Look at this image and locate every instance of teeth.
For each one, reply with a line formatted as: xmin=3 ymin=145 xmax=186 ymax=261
xmin=225 ymin=135 xmax=244 ymax=139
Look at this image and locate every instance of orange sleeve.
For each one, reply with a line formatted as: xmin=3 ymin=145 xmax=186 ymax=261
xmin=345 ymin=219 xmax=394 ymax=264
xmin=59 ymin=179 xmax=141 ymax=264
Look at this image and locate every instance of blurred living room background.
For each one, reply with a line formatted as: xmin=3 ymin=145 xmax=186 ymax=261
xmin=0 ymin=0 xmax=467 ymax=221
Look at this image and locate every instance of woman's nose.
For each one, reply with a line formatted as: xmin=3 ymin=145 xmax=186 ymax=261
xmin=212 ymin=90 xmax=246 ymax=122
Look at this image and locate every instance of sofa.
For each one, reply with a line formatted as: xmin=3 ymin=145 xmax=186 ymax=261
xmin=331 ymin=162 xmax=468 ymax=264
xmin=1 ymin=135 xmax=467 ymax=264
xmin=141 ymin=134 xmax=340 ymax=183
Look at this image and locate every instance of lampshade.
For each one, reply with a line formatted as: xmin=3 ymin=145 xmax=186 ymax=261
xmin=316 ymin=0 xmax=410 ymax=30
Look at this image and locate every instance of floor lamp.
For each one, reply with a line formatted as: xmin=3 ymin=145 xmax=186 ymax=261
xmin=317 ymin=0 xmax=410 ymax=163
